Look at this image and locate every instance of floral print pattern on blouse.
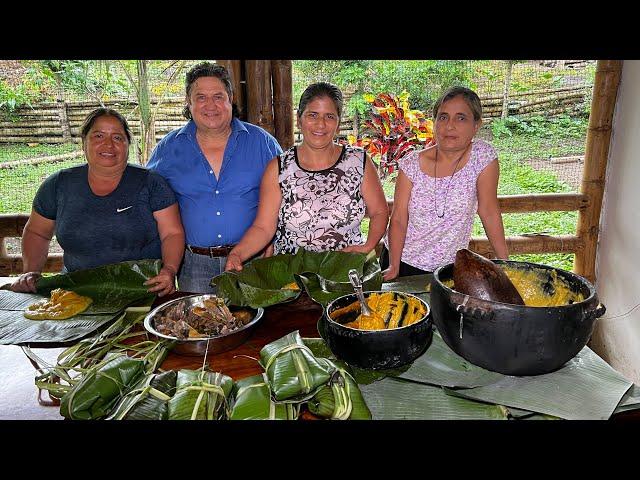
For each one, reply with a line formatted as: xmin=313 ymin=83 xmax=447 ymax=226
xmin=274 ymin=145 xmax=366 ymax=254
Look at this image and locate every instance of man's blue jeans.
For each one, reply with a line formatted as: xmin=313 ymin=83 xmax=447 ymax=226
xmin=178 ymin=249 xmax=228 ymax=294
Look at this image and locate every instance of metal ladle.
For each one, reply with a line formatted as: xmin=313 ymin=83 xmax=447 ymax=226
xmin=348 ymin=269 xmax=376 ymax=318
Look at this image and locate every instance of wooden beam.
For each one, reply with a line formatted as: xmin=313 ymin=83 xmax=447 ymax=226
xmin=386 ymin=193 xmax=588 ymax=214
xmin=573 ymin=60 xmax=623 ymax=282
xmin=470 ymin=234 xmax=583 ymax=258
xmin=0 ymin=255 xmax=63 ymax=276
xmin=216 ymin=60 xmax=245 ymax=120
xmin=0 ymin=214 xmax=28 ymax=237
xmin=244 ymin=60 xmax=275 ymax=135
xmin=271 ymin=60 xmax=294 ymax=149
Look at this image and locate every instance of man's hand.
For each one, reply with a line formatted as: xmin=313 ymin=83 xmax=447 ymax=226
xmin=224 ymin=252 xmax=244 ymax=272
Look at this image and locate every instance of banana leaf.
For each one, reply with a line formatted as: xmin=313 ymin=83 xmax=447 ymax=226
xmin=613 ymin=383 xmax=640 ymax=415
xmin=168 ymin=369 xmax=234 ymax=420
xmin=230 ymin=373 xmax=300 ymax=420
xmin=260 ymin=330 xmax=335 ymax=401
xmin=305 ymin=335 xmax=409 ymax=385
xmin=0 ymin=260 xmax=161 ymax=345
xmin=444 ymin=346 xmax=633 ymax=420
xmin=359 ymin=377 xmax=509 ymax=420
xmin=308 ymin=362 xmax=372 ymax=420
xmin=382 ymin=274 xmax=432 ymax=294
xmin=106 ymin=370 xmax=177 ymax=420
xmin=36 ymin=259 xmax=162 ymax=314
xmin=396 ymin=330 xmax=505 ymax=388
xmin=0 ymin=307 xmax=115 ymax=345
xmin=212 ymin=249 xmax=382 ymax=308
xmin=60 ymin=353 xmax=146 ymax=420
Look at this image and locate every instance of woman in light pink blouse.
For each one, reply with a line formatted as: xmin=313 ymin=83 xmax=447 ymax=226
xmin=382 ymin=86 xmax=508 ymax=281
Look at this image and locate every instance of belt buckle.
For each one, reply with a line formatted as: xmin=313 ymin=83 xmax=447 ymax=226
xmin=187 ymin=245 xmax=194 ymax=254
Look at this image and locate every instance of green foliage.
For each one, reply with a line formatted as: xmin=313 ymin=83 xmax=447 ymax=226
xmin=348 ymin=92 xmax=433 ymax=179
xmin=0 ymin=154 xmax=85 ymax=213
xmin=491 ymin=115 xmax=588 ymax=139
xmin=293 ymin=60 xmax=475 ymax=119
xmin=0 ymin=143 xmax=79 ymax=162
xmin=0 ymin=79 xmax=33 ymax=115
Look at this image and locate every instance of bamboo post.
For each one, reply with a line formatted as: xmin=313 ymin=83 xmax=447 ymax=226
xmin=271 ymin=60 xmax=294 ymax=149
xmin=573 ymin=60 xmax=623 ymax=282
xmin=244 ymin=60 xmax=275 ymax=135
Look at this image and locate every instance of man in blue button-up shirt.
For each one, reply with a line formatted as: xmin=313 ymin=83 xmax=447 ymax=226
xmin=148 ymin=62 xmax=282 ymax=293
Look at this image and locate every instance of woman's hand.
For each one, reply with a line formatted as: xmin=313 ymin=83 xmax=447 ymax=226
xmin=340 ymin=244 xmax=374 ymax=255
xmin=9 ymin=272 xmax=42 ymax=293
xmin=224 ymin=252 xmax=244 ymax=272
xmin=144 ymin=266 xmax=176 ymax=297
xmin=382 ymin=266 xmax=399 ymax=282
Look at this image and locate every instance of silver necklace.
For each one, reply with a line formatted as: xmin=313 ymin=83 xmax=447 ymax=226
xmin=433 ymin=144 xmax=470 ymax=218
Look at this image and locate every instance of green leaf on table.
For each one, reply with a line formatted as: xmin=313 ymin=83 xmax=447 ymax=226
xmin=359 ymin=377 xmax=509 ymax=420
xmin=444 ymin=346 xmax=633 ymax=420
xmin=0 ymin=260 xmax=160 ymax=345
xmin=35 ymin=259 xmax=162 ymax=314
xmin=212 ymin=249 xmax=382 ymax=308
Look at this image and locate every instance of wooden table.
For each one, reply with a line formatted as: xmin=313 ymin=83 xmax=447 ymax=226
xmin=154 ymin=292 xmax=324 ymax=379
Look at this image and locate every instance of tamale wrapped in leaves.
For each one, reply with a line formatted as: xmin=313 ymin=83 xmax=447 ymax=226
xmin=168 ymin=369 xmax=234 ymax=420
xmin=106 ymin=370 xmax=177 ymax=420
xmin=60 ymin=354 xmax=146 ymax=420
xmin=260 ymin=330 xmax=335 ymax=401
xmin=308 ymin=364 xmax=372 ymax=420
xmin=230 ymin=373 xmax=300 ymax=420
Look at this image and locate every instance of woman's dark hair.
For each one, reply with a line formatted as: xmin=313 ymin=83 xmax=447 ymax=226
xmin=297 ymin=82 xmax=343 ymax=119
xmin=432 ymin=86 xmax=483 ymax=122
xmin=183 ymin=61 xmax=239 ymax=119
xmin=80 ymin=108 xmax=132 ymax=143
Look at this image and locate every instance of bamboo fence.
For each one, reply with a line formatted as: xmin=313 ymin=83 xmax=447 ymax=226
xmin=0 ymin=85 xmax=590 ymax=145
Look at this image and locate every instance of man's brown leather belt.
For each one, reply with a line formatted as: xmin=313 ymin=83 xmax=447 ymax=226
xmin=187 ymin=245 xmax=236 ymax=257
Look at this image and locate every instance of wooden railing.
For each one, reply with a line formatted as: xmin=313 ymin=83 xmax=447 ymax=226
xmin=0 ymin=192 xmax=589 ymax=276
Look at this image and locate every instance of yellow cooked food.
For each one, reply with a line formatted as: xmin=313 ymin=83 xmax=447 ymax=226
xmin=281 ymin=282 xmax=300 ymax=291
xmin=332 ymin=292 xmax=427 ymax=331
xmin=502 ymin=267 xmax=584 ymax=307
xmin=24 ymin=288 xmax=93 ymax=320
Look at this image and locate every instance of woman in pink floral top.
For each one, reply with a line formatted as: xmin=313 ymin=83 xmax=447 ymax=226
xmin=382 ymin=86 xmax=508 ymax=280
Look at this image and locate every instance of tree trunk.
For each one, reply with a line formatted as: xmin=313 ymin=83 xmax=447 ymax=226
xmin=137 ymin=60 xmax=155 ymax=165
xmin=54 ymin=74 xmax=72 ymax=143
xmin=245 ymin=60 xmax=275 ymax=135
xmin=271 ymin=60 xmax=294 ymax=149
xmin=501 ymin=60 xmax=515 ymax=120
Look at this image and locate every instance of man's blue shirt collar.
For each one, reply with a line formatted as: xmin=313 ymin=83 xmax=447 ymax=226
xmin=176 ymin=117 xmax=248 ymax=138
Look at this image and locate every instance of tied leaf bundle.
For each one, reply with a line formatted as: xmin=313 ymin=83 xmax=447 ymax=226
xmin=260 ymin=330 xmax=335 ymax=401
xmin=168 ymin=369 xmax=234 ymax=420
xmin=308 ymin=366 xmax=372 ymax=420
xmin=106 ymin=370 xmax=178 ymax=420
xmin=230 ymin=373 xmax=300 ymax=420
xmin=60 ymin=353 xmax=146 ymax=420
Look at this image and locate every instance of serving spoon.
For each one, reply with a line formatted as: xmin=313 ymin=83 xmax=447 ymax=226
xmin=348 ymin=269 xmax=382 ymax=324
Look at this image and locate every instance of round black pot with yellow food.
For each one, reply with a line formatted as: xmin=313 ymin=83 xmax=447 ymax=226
xmin=319 ymin=291 xmax=433 ymax=370
xmin=430 ymin=260 xmax=606 ymax=376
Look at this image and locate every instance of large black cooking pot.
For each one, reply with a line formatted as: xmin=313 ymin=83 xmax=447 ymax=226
xmin=430 ymin=260 xmax=606 ymax=376
xmin=319 ymin=291 xmax=433 ymax=370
